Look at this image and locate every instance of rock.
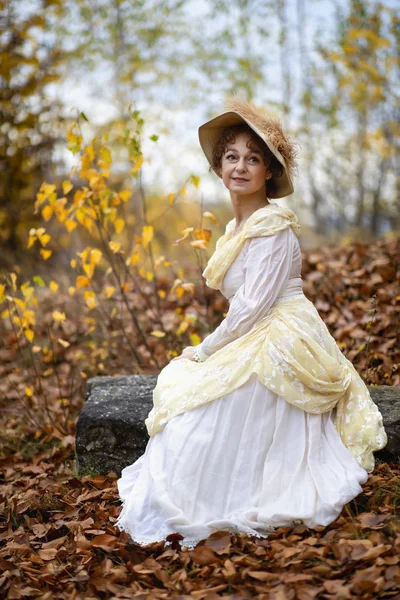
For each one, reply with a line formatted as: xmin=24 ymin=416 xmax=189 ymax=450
xmin=75 ymin=377 xmax=399 ymax=477
xmin=75 ymin=375 xmax=156 ymax=477
xmin=370 ymin=385 xmax=400 ymax=465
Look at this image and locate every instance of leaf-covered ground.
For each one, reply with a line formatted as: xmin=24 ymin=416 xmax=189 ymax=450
xmin=1 ymin=448 xmax=399 ymax=599
xmin=1 ymin=235 xmax=399 ymax=598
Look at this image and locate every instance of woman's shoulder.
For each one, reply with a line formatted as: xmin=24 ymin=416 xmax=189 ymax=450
xmin=245 ymin=202 xmax=301 ymax=238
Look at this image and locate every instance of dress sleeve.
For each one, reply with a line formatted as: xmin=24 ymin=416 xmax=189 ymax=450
xmin=196 ymin=226 xmax=295 ymax=359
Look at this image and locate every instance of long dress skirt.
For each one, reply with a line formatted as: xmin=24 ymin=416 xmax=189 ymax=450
xmin=114 ymin=372 xmax=369 ymax=550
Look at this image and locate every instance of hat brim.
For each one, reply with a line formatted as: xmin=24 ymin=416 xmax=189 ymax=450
xmin=198 ymin=111 xmax=294 ymax=198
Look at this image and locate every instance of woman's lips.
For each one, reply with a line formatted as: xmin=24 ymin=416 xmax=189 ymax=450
xmin=233 ymin=177 xmax=248 ymax=182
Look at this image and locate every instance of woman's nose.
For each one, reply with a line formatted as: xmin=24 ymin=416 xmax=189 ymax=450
xmin=235 ymin=157 xmax=247 ymax=172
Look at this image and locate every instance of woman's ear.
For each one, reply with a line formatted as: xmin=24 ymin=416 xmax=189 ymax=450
xmin=265 ymin=171 xmax=272 ymax=180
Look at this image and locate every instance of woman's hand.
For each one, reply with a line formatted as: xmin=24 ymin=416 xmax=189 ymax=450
xmin=171 ymin=346 xmax=196 ymax=362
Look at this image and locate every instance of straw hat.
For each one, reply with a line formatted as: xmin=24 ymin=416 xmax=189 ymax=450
xmin=198 ymin=96 xmax=299 ymax=198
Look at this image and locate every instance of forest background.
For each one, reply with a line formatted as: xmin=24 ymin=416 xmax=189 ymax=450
xmin=1 ymin=0 xmax=399 ymax=439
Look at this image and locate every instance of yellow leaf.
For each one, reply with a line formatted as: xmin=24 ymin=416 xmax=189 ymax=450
xmin=90 ymin=248 xmax=102 ymax=265
xmin=25 ymin=386 xmax=34 ymax=397
xmin=21 ymin=285 xmax=34 ymax=303
xmin=158 ymin=289 xmax=166 ymax=299
xmin=85 ymin=145 xmax=95 ymax=161
xmin=62 ymin=180 xmax=73 ymax=195
xmin=168 ymin=192 xmax=175 ymax=205
xmin=189 ymin=174 xmax=200 ymax=189
xmin=181 ymin=282 xmax=195 ymax=294
xmin=103 ymin=286 xmax=116 ymax=299
xmin=25 ymin=329 xmax=34 ymax=343
xmin=109 ymin=241 xmax=121 ymax=253
xmin=131 ymin=155 xmax=143 ymax=175
xmin=27 ymin=234 xmax=36 ymax=249
xmin=127 ymin=253 xmax=140 ymax=266
xmin=41 ymin=183 xmax=57 ymax=197
xmin=175 ymin=227 xmax=194 ymax=244
xmin=154 ymin=255 xmax=165 ymax=268
xmin=42 ymin=205 xmax=53 ymax=221
xmin=65 ymin=219 xmax=77 ymax=233
xmin=190 ymin=239 xmax=208 ymax=250
xmin=203 ymin=211 xmax=219 ymax=225
xmin=85 ymin=296 xmax=97 ymax=310
xmin=68 ymin=286 xmax=76 ymax=296
xmin=190 ymin=333 xmax=201 ymax=346
xmin=119 ymin=189 xmax=131 ymax=202
xmin=78 ymin=247 xmax=90 ymax=262
xmin=49 ymin=281 xmax=59 ymax=293
xmin=37 ymin=230 xmax=51 ymax=246
xmin=83 ymin=263 xmax=94 ymax=278
xmin=35 ymin=192 xmax=47 ymax=209
xmin=13 ymin=297 xmax=25 ymax=310
xmin=142 ymin=225 xmax=154 ymax=249
xmin=12 ymin=314 xmax=22 ymax=327
xmin=170 ymin=278 xmax=181 ymax=293
xmin=194 ymin=227 xmax=211 ymax=243
xmin=115 ymin=218 xmax=125 ymax=234
xmin=40 ymin=249 xmax=52 ymax=260
xmin=0 ymin=284 xmax=5 ymax=298
xmin=58 ymin=339 xmax=70 ymax=348
xmin=99 ymin=146 xmax=112 ymax=168
xmin=10 ymin=273 xmax=17 ymax=291
xmin=146 ymin=271 xmax=154 ymax=282
xmin=22 ymin=309 xmax=35 ymax=326
xmin=76 ymin=275 xmax=90 ymax=289
xmin=150 ymin=330 xmax=166 ymax=338
xmin=52 ymin=311 xmax=66 ymax=322
xmin=70 ymin=259 xmax=77 ymax=268
xmin=177 ymin=320 xmax=189 ymax=335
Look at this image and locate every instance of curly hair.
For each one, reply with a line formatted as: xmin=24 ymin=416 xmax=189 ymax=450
xmin=210 ymin=124 xmax=284 ymax=198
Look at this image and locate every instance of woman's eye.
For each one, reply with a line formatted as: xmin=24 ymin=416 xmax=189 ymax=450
xmin=225 ymin=154 xmax=259 ymax=162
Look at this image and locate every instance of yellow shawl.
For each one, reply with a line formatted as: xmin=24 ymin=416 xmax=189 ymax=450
xmin=145 ymin=205 xmax=387 ymax=473
xmin=202 ymin=202 xmax=301 ymax=291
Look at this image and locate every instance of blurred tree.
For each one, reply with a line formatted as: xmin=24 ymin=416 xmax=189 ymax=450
xmin=0 ymin=0 xmax=83 ymax=268
xmin=197 ymin=0 xmax=272 ymax=103
xmin=301 ymin=0 xmax=399 ymax=235
xmin=68 ymin=0 xmax=192 ymax=111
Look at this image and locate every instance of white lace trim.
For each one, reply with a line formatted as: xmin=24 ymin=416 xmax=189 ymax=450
xmin=113 ymin=502 xmax=303 ymax=550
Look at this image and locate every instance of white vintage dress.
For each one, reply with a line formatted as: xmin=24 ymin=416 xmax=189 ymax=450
xmin=114 ymin=203 xmax=386 ymax=550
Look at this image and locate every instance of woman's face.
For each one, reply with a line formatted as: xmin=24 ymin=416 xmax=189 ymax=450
xmin=219 ymin=132 xmax=271 ymax=195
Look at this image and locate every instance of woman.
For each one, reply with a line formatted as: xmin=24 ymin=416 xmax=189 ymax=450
xmin=114 ymin=97 xmax=387 ymax=550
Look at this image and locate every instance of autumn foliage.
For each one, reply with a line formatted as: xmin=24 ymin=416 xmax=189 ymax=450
xmin=1 ymin=76 xmax=399 ymax=599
